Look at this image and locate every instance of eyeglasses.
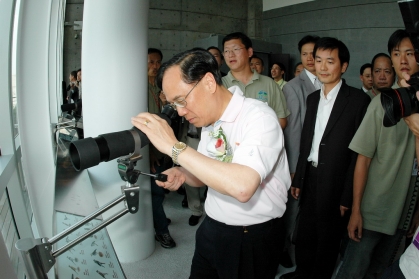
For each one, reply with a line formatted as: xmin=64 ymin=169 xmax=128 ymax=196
xmin=169 ymin=77 xmax=203 ymax=109
xmin=223 ymin=47 xmax=245 ymax=56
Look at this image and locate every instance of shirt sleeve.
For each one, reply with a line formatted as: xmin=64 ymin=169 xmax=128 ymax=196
xmin=349 ymin=96 xmax=382 ymax=158
xmin=232 ymin=107 xmax=283 ymax=181
xmin=270 ymin=82 xmax=290 ymax=119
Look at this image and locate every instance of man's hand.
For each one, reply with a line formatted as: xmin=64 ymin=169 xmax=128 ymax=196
xmin=347 ymin=211 xmax=363 ymax=242
xmin=400 ymin=72 xmax=412 ymax=88
xmin=131 ymin=112 xmax=178 ymax=156
xmin=404 ymin=113 xmax=419 ymax=137
xmin=155 ymin=167 xmax=186 ymax=191
xmin=340 ymin=205 xmax=349 ymax=217
xmin=291 ymin=186 xmax=300 ymax=200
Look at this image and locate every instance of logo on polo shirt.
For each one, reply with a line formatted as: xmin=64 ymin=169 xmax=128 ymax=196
xmin=257 ymin=91 xmax=268 ymax=102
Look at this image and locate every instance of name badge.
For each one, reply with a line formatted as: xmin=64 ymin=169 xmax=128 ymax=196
xmin=257 ymin=91 xmax=268 ymax=103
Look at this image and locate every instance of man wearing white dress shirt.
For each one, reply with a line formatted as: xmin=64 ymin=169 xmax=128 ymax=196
xmin=281 ymin=37 xmax=370 ymax=279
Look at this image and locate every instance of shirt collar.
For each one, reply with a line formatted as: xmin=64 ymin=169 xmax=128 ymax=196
xmin=213 ymin=85 xmax=244 ymax=128
xmin=320 ymin=79 xmax=342 ymax=100
xmin=227 ymin=69 xmax=259 ymax=83
xmin=305 ymin=69 xmax=317 ymax=84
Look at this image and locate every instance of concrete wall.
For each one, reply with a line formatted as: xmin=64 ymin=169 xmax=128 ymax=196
xmin=263 ymin=0 xmax=405 ymax=87
xmin=63 ymin=0 xmax=83 ymax=83
xmin=63 ymin=0 xmax=254 ymax=80
xmin=148 ymin=0 xmax=249 ymax=61
xmin=63 ymin=0 xmax=408 ymax=88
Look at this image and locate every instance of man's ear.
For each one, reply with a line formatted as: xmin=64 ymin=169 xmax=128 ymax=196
xmin=203 ymin=72 xmax=217 ymax=94
xmin=248 ymin=47 xmax=254 ymax=58
xmin=342 ymin=62 xmax=349 ymax=74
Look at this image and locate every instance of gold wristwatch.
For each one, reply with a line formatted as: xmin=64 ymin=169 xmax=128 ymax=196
xmin=172 ymin=142 xmax=187 ymax=165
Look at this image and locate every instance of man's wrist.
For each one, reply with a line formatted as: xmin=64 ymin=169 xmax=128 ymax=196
xmin=171 ymin=142 xmax=187 ymax=165
xmin=351 ymin=206 xmax=361 ymax=213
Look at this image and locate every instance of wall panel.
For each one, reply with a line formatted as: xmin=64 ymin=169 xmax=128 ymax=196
xmin=263 ymin=0 xmax=404 ymax=86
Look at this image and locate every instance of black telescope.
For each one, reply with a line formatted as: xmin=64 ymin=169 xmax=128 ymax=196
xmin=69 ymin=105 xmax=177 ymax=171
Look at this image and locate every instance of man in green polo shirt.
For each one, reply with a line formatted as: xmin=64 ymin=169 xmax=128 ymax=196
xmin=221 ymin=32 xmax=289 ymax=129
xmin=336 ymin=29 xmax=419 ymax=279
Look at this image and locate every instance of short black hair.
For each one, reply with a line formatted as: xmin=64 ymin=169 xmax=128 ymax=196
xmin=222 ymin=32 xmax=252 ymax=49
xmin=207 ymin=46 xmax=224 ymax=60
xmin=371 ymin=53 xmax=391 ymax=69
xmin=250 ymin=55 xmax=264 ymax=67
xmin=148 ymin=48 xmax=163 ymax=60
xmin=359 ymin=63 xmax=372 ymax=75
xmin=387 ymin=29 xmax=412 ymax=54
xmin=314 ymin=37 xmax=350 ymax=66
xmin=157 ymin=49 xmax=222 ymax=89
xmin=293 ymin=62 xmax=302 ymax=73
xmin=273 ymin=62 xmax=286 ymax=74
xmin=70 ymin=71 xmax=78 ymax=79
xmin=298 ymin=35 xmax=320 ymax=53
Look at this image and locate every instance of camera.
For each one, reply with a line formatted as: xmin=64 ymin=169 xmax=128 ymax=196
xmin=381 ymin=74 xmax=419 ymax=127
xmin=69 ymin=104 xmax=176 ymax=171
xmin=380 ymin=0 xmax=419 ymax=127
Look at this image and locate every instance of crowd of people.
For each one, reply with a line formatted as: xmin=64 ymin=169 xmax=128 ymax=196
xmin=66 ymin=68 xmax=82 ymax=105
xmin=140 ymin=30 xmax=419 ymax=279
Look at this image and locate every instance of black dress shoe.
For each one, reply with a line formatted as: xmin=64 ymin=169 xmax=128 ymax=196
xmin=189 ymin=215 xmax=201 ymax=226
xmin=279 ymin=271 xmax=302 ymax=279
xmin=155 ymin=233 xmax=176 ymax=248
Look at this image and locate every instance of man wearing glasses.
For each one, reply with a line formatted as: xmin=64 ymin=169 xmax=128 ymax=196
xmin=222 ymin=32 xmax=290 ymax=129
xmin=132 ymin=49 xmax=290 ymax=278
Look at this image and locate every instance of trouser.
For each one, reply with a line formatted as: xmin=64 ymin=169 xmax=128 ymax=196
xmin=295 ymin=164 xmax=346 ymax=279
xmin=379 ymin=259 xmax=406 ymax=279
xmin=282 ymin=190 xmax=299 ymax=248
xmin=185 ymin=184 xmax=204 ymax=216
xmin=190 ymin=216 xmax=284 ymax=279
xmin=185 ymin=135 xmax=204 ymax=216
xmin=151 ymin=157 xmax=170 ymax=235
xmin=336 ymin=229 xmax=404 ymax=279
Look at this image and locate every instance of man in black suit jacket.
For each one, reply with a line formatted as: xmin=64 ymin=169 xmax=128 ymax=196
xmin=281 ymin=37 xmax=370 ymax=279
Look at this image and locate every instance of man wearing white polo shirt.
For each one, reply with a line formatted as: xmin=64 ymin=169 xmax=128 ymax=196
xmin=132 ymin=48 xmax=291 ymax=279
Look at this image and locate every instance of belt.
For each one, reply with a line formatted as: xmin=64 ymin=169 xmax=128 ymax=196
xmin=187 ymin=133 xmax=199 ymax=139
xmin=311 ymin=161 xmax=318 ymax=168
xmin=206 ymin=215 xmax=280 ymax=233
